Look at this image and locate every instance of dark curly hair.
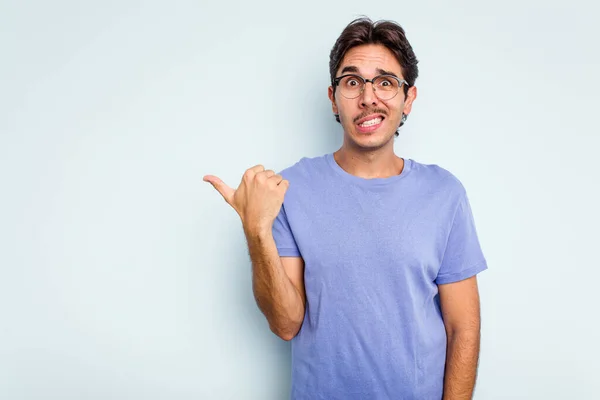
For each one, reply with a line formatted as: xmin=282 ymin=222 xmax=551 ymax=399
xmin=329 ymin=17 xmax=419 ymax=134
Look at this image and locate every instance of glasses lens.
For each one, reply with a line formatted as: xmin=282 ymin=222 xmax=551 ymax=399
xmin=338 ymin=75 xmax=402 ymax=100
xmin=338 ymin=75 xmax=364 ymax=99
xmin=372 ymin=76 xmax=400 ymax=100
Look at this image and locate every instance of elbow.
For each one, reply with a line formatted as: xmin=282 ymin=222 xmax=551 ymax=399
xmin=446 ymin=325 xmax=480 ymax=343
xmin=277 ymin=331 xmax=296 ymax=342
xmin=270 ymin=321 xmax=303 ymax=341
xmin=444 ymin=318 xmax=481 ymax=341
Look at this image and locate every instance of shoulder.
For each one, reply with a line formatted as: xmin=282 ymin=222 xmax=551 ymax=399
xmin=409 ymin=158 xmax=468 ymax=199
xmin=277 ymin=153 xmax=329 ymax=183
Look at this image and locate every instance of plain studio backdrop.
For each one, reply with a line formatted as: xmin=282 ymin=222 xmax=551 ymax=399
xmin=1 ymin=1 xmax=598 ymax=399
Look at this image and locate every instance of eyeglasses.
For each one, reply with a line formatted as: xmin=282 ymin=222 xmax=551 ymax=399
xmin=333 ymin=74 xmax=408 ymax=101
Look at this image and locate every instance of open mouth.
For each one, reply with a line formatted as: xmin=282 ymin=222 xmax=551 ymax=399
xmin=356 ymin=115 xmax=385 ymax=133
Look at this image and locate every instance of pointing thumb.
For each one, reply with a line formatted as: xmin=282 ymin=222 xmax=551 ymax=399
xmin=203 ymin=175 xmax=235 ymax=205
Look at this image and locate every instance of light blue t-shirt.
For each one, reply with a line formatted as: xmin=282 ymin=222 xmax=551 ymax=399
xmin=272 ymin=153 xmax=488 ymax=400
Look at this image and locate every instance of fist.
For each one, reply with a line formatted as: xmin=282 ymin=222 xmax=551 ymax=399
xmin=203 ymin=165 xmax=290 ymax=234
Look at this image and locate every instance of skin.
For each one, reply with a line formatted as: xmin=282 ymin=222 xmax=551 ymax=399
xmin=439 ymin=276 xmax=482 ymax=400
xmin=203 ymin=166 xmax=305 ymax=340
xmin=205 ymin=42 xmax=482 ymax=397
xmin=327 ymin=43 xmax=417 ymax=180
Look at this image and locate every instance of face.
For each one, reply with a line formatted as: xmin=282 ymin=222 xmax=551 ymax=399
xmin=328 ymin=44 xmax=417 ymax=151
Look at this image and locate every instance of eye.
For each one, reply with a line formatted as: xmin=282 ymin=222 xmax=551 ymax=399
xmin=375 ymin=76 xmax=399 ymax=90
xmin=347 ymin=78 xmax=360 ymax=87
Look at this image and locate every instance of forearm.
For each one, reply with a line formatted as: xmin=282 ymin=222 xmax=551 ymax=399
xmin=442 ymin=330 xmax=480 ymax=400
xmin=245 ymin=228 xmax=305 ymax=340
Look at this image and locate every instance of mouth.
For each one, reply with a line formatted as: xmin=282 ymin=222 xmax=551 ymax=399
xmin=356 ymin=114 xmax=385 ymax=133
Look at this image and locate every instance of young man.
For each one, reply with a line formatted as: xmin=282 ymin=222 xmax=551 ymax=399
xmin=204 ymin=17 xmax=488 ymax=400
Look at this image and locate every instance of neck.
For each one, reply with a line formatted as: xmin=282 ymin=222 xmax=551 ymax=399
xmin=334 ymin=142 xmax=404 ymax=179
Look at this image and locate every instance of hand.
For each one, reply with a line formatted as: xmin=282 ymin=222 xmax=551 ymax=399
xmin=203 ymin=165 xmax=290 ymax=234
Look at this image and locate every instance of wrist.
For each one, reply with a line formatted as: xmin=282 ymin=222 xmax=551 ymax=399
xmin=243 ymin=223 xmax=272 ymax=241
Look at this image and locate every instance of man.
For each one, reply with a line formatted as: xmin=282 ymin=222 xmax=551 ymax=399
xmin=204 ymin=17 xmax=488 ymax=400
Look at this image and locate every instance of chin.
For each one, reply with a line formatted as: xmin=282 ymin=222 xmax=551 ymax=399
xmin=348 ymin=130 xmax=394 ymax=150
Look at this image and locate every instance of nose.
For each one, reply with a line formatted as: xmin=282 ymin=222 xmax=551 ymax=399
xmin=360 ymin=81 xmax=378 ymax=107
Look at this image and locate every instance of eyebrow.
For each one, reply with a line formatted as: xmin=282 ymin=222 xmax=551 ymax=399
xmin=339 ymin=65 xmax=400 ymax=78
xmin=376 ymin=68 xmax=398 ymax=78
xmin=340 ymin=65 xmax=360 ymax=74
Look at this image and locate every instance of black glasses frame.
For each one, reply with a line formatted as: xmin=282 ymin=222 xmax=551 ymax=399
xmin=333 ymin=74 xmax=408 ymax=100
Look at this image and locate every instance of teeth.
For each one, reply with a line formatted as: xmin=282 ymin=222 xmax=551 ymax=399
xmin=359 ymin=117 xmax=382 ymax=127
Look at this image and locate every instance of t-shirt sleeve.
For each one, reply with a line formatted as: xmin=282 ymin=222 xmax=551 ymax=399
xmin=272 ymin=203 xmax=301 ymax=257
xmin=435 ymin=191 xmax=488 ymax=285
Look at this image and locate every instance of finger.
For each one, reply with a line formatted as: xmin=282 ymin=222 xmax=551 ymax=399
xmin=256 ymin=169 xmax=276 ymax=180
xmin=243 ymin=165 xmax=266 ymax=181
xmin=268 ymin=174 xmax=284 ymax=185
xmin=248 ymin=164 xmax=266 ymax=175
xmin=277 ymin=179 xmax=290 ymax=195
xmin=203 ymin=175 xmax=235 ymax=205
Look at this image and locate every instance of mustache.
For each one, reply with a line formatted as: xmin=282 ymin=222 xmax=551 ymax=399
xmin=353 ymin=109 xmax=388 ymax=123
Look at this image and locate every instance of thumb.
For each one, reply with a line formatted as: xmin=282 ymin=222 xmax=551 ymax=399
xmin=203 ymin=175 xmax=235 ymax=205
xmin=278 ymin=179 xmax=290 ymax=196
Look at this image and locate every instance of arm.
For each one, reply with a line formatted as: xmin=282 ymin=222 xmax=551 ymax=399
xmin=203 ymin=165 xmax=305 ymax=341
xmin=246 ymin=228 xmax=306 ymax=341
xmin=438 ymin=275 xmax=482 ymax=400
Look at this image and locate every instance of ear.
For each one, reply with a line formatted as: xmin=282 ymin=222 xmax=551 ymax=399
xmin=402 ymin=85 xmax=418 ymax=116
xmin=328 ymin=86 xmax=338 ymax=115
